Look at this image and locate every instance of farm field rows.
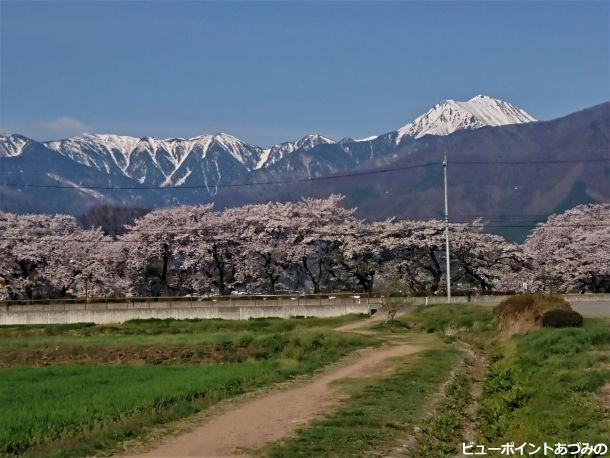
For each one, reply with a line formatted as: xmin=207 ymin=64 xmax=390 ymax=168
xmin=0 ymin=315 xmax=373 ymax=456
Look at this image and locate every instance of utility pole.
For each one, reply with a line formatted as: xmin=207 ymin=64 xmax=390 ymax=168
xmin=443 ymin=153 xmax=451 ymax=303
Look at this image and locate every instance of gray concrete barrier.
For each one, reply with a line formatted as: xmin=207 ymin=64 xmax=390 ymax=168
xmin=0 ymin=297 xmax=380 ymax=325
xmin=413 ymin=294 xmax=610 ymax=317
xmin=1 ymin=294 xmax=608 ymax=325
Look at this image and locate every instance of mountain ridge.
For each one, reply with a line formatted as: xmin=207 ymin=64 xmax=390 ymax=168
xmin=0 ymin=94 xmax=534 ymax=189
xmin=3 ymin=97 xmax=607 ymax=237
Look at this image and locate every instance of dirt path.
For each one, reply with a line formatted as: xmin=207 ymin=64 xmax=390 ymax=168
xmin=335 ymin=306 xmax=413 ymax=333
xmin=334 ymin=308 xmax=389 ymax=332
xmin=461 ymin=349 xmax=488 ymax=445
xmin=123 ymin=316 xmax=421 ymax=457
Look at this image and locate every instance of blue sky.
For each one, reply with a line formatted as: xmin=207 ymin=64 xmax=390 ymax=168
xmin=1 ymin=1 xmax=608 ymax=146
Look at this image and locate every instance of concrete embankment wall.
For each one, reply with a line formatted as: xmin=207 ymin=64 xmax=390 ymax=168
xmin=0 ymin=297 xmax=380 ymax=325
xmin=1 ymin=294 xmax=608 ymax=325
xmin=411 ymin=294 xmax=610 ymax=316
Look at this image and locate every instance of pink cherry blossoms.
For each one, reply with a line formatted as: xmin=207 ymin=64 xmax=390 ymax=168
xmin=1 ymin=198 xmax=608 ymax=300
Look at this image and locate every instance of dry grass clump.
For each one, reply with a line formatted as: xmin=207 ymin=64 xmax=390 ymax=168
xmin=494 ymin=294 xmax=572 ymax=337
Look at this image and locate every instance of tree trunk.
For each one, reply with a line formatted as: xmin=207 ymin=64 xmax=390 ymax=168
xmin=160 ymin=243 xmax=170 ymax=296
xmin=215 ymin=251 xmax=227 ymax=296
xmin=302 ymin=256 xmax=320 ymax=294
xmin=18 ymin=261 xmax=34 ymax=300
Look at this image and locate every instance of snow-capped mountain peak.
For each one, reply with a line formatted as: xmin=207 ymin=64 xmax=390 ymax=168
xmin=460 ymin=94 xmax=536 ymax=125
xmin=2 ymin=94 xmax=537 ymax=190
xmin=295 ymin=133 xmax=335 ymax=149
xmin=395 ymin=94 xmax=536 ymax=143
xmin=0 ymin=134 xmax=32 ymax=158
xmin=41 ymin=133 xmax=268 ymax=186
xmin=209 ymin=133 xmax=262 ymax=167
xmin=45 ymin=133 xmax=141 ymax=173
xmin=255 ymin=133 xmax=335 ymax=170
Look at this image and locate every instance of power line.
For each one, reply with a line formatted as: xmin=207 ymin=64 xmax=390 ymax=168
xmin=0 ymin=162 xmax=440 ymax=190
xmin=1 ymin=157 xmax=608 ymax=191
xmin=451 ymin=158 xmax=610 ymax=165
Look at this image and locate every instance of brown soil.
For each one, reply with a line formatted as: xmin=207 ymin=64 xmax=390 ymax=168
xmin=335 ymin=306 xmax=411 ymax=333
xmin=121 ymin=314 xmax=422 ymax=457
xmin=598 ymin=382 xmax=610 ymax=409
xmin=0 ymin=346 xmax=248 ymax=368
xmin=460 ymin=349 xmax=488 ymax=445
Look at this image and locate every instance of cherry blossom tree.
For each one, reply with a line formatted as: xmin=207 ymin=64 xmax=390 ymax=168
xmin=227 ymin=202 xmax=300 ymax=294
xmin=0 ymin=212 xmax=80 ymax=299
xmin=2 ymin=201 xmax=606 ymax=300
xmin=450 ymin=225 xmax=526 ymax=291
xmin=290 ymin=195 xmax=357 ymax=293
xmin=86 ymin=238 xmax=134 ymax=297
xmin=525 ymin=204 xmax=610 ymax=292
xmin=38 ymin=227 xmax=112 ymax=298
xmin=180 ymin=207 xmax=244 ymax=296
xmin=119 ymin=205 xmax=214 ymax=296
xmin=377 ymin=219 xmax=525 ymax=293
xmin=379 ymin=219 xmax=447 ymax=293
xmin=333 ymin=219 xmax=389 ymax=292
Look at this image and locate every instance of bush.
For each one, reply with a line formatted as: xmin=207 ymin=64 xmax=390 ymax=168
xmin=494 ymin=294 xmax=572 ymax=337
xmin=494 ymin=294 xmax=570 ymax=320
xmin=541 ymin=309 xmax=583 ymax=328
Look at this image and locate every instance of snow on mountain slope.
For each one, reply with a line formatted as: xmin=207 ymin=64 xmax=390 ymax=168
xmin=39 ymin=132 xmax=336 ymax=186
xmin=0 ymin=134 xmax=32 ymax=157
xmin=3 ymin=94 xmax=536 ymax=191
xmin=395 ymin=94 xmax=536 ymax=143
xmin=163 ymin=134 xmax=266 ymax=190
xmin=256 ymin=134 xmax=335 ymax=169
xmin=45 ymin=134 xmax=141 ymax=174
xmin=43 ymin=133 xmax=266 ymax=186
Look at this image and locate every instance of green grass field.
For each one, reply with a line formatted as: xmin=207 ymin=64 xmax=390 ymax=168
xmin=0 ymin=315 xmax=373 ymax=456
xmin=413 ymin=303 xmax=610 ymax=451
xmin=3 ymin=304 xmax=609 ymax=457
xmin=478 ymin=320 xmax=610 ymax=444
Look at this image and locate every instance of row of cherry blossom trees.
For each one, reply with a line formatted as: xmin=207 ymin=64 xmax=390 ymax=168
xmin=523 ymin=203 xmax=610 ymax=293
xmin=1 ymin=198 xmax=608 ymax=300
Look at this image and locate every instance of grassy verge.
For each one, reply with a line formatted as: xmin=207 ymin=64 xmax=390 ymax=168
xmin=0 ymin=316 xmax=373 ymax=456
xmin=417 ymin=364 xmax=473 ymax=456
xmin=412 ymin=304 xmax=610 ymax=449
xmin=416 ymin=303 xmax=496 ymax=351
xmin=478 ymin=319 xmax=610 ymax=445
xmin=263 ymin=346 xmax=463 ymax=457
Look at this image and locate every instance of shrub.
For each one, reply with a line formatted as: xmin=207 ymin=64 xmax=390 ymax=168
xmin=494 ymin=294 xmax=570 ymax=321
xmin=541 ymin=309 xmax=583 ymax=328
xmin=494 ymin=294 xmax=572 ymax=337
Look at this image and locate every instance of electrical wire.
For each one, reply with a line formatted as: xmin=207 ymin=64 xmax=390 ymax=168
xmin=1 ymin=157 xmax=608 ymax=191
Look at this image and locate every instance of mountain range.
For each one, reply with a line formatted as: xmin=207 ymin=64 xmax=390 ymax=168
xmin=0 ymin=94 xmax=534 ymax=189
xmin=1 ymin=94 xmax=608 ymax=241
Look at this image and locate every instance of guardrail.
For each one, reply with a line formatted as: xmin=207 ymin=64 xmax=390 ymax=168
xmin=0 ymin=292 xmax=373 ymax=306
